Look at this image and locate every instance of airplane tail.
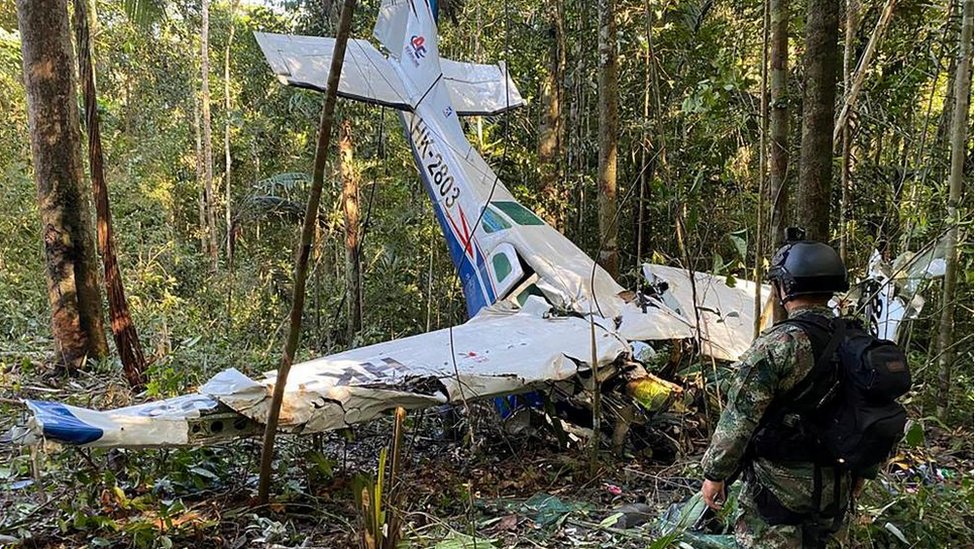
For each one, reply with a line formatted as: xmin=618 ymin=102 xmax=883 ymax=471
xmin=374 ymin=0 xmax=441 ymax=100
xmin=255 ymin=1 xmax=522 ymax=116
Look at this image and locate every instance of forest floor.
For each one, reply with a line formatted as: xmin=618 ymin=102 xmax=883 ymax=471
xmin=1 ymin=359 xmax=973 ymax=548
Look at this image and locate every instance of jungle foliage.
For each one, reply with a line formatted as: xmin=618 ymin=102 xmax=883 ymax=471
xmin=0 ymin=0 xmax=972 ymax=546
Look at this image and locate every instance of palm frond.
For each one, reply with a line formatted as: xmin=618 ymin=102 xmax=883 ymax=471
xmin=121 ymin=0 xmax=166 ymax=28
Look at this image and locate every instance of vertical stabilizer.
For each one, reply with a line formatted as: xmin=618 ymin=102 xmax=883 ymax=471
xmin=374 ymin=0 xmax=442 ymax=106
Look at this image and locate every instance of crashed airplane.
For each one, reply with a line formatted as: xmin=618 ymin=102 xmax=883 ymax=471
xmin=6 ymin=0 xmax=934 ymax=450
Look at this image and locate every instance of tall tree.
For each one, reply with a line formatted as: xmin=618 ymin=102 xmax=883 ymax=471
xmin=796 ymin=0 xmax=840 ymax=243
xmin=194 ymin=94 xmax=207 ymax=254
xmin=224 ymin=0 xmax=239 ymax=262
xmin=339 ymin=119 xmax=362 ymax=344
xmin=755 ymin=0 xmax=771 ymax=336
xmin=768 ymin=0 xmax=790 ymax=321
xmin=838 ymin=0 xmax=859 ymax=261
xmin=937 ymin=0 xmax=973 ymax=418
xmin=597 ymin=0 xmax=619 ymax=278
xmin=73 ymin=0 xmax=147 ymax=387
xmin=201 ymin=0 xmax=218 ymax=268
xmin=258 ymin=0 xmax=357 ymax=505
xmin=16 ymin=0 xmax=108 ymax=367
xmin=537 ymin=0 xmax=566 ymax=231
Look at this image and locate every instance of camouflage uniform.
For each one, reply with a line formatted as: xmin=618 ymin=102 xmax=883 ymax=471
xmin=701 ymin=305 xmax=851 ymax=548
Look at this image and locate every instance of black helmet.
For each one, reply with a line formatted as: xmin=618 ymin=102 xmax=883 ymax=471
xmin=767 ymin=240 xmax=849 ymax=301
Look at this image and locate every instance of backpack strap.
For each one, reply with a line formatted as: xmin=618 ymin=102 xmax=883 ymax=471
xmin=777 ymin=314 xmax=845 ymax=408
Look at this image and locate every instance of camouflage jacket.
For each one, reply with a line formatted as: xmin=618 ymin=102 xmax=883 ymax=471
xmin=701 ymin=305 xmax=851 ymax=513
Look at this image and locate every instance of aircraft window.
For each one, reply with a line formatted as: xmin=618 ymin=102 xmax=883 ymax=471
xmin=492 ymin=253 xmax=513 ymax=282
xmin=492 ymin=201 xmax=545 ymax=226
xmin=481 ymin=207 xmax=512 ymax=233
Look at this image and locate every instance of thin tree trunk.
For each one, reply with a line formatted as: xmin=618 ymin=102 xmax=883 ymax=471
xmin=224 ymin=0 xmax=238 ymax=262
xmin=755 ymin=0 xmax=771 ymax=337
xmin=597 ymin=0 xmax=619 ymax=279
xmin=936 ymin=0 xmax=973 ymax=419
xmin=538 ymin=0 xmax=565 ymax=231
xmin=796 ymin=0 xmax=840 ymax=243
xmin=768 ymin=0 xmax=789 ymax=248
xmin=201 ymin=0 xmax=218 ymax=269
xmin=257 ymin=0 xmax=356 ymax=505
xmin=637 ymin=0 xmax=652 ymax=263
xmin=194 ymin=94 xmax=207 ymax=254
xmin=17 ymin=0 xmax=108 ymax=368
xmin=833 ymin=0 xmax=896 ymax=145
xmin=839 ymin=0 xmax=859 ymax=262
xmin=73 ymin=0 xmax=146 ymax=387
xmin=768 ymin=0 xmax=790 ymax=322
xmin=339 ymin=119 xmax=362 ymax=344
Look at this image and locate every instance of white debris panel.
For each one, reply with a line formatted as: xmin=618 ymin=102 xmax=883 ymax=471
xmin=642 ymin=264 xmax=773 ymax=362
xmin=9 ymin=305 xmax=628 ymax=448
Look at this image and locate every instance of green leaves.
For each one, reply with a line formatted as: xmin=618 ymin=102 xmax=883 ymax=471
xmin=120 ymin=0 xmax=166 ymax=29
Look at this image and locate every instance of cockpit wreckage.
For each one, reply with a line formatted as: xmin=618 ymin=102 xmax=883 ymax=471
xmin=5 ymin=0 xmax=944 ymax=451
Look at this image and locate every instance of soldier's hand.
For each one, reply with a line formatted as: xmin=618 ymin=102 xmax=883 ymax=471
xmin=702 ymin=479 xmax=726 ymax=510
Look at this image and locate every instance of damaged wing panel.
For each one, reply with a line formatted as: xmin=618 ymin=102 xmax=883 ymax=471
xmin=642 ymin=264 xmax=773 ymax=362
xmin=10 ymin=306 xmax=628 ymax=448
xmin=213 ymin=304 xmax=629 ymax=432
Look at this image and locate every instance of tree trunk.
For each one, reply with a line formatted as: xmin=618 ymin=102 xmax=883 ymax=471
xmin=339 ymin=119 xmax=362 ymax=344
xmin=597 ymin=0 xmax=619 ymax=279
xmin=194 ymin=94 xmax=207 ymax=254
xmin=538 ymin=0 xmax=566 ymax=231
xmin=16 ymin=0 xmax=108 ymax=368
xmin=796 ymin=0 xmax=840 ymax=243
xmin=936 ymin=0 xmax=973 ymax=419
xmin=224 ymin=0 xmax=238 ymax=262
xmin=768 ymin=0 xmax=790 ymax=322
xmin=73 ymin=0 xmax=146 ymax=387
xmin=257 ymin=0 xmax=357 ymax=505
xmin=768 ymin=0 xmax=789 ymax=248
xmin=755 ymin=0 xmax=771 ymax=337
xmin=839 ymin=0 xmax=859 ymax=262
xmin=201 ymin=0 xmax=218 ymax=269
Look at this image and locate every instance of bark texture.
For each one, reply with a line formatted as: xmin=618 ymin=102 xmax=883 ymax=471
xmin=768 ymin=0 xmax=789 ymax=248
xmin=73 ymin=0 xmax=146 ymax=387
xmin=796 ymin=0 xmax=840 ymax=243
xmin=768 ymin=0 xmax=790 ymax=322
xmin=17 ymin=0 xmax=108 ymax=367
xmin=339 ymin=119 xmax=362 ymax=343
xmin=537 ymin=0 xmax=566 ymax=231
xmin=597 ymin=0 xmax=619 ymax=279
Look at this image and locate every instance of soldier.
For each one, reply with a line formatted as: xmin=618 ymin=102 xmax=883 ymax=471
xmin=699 ymin=236 xmax=867 ymax=548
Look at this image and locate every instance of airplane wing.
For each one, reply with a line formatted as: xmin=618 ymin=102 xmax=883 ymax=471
xmin=8 ymin=302 xmax=627 ymax=448
xmin=642 ymin=264 xmax=773 ymax=362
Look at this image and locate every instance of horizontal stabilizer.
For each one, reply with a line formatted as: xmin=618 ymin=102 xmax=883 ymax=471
xmin=254 ymin=32 xmax=524 ymax=115
xmin=441 ymin=58 xmax=524 ymax=116
xmin=255 ymin=32 xmax=411 ymax=110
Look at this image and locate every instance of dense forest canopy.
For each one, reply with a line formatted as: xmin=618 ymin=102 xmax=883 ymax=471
xmin=0 ymin=0 xmax=972 ymax=546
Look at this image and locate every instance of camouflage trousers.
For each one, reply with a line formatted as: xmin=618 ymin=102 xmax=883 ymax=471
xmin=733 ymin=481 xmax=848 ymax=549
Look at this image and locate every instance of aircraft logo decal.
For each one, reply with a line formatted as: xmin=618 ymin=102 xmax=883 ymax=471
xmin=406 ymin=35 xmax=427 ymax=66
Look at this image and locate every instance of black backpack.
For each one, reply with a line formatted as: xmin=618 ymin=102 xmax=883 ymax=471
xmin=752 ymin=312 xmax=912 ymax=476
